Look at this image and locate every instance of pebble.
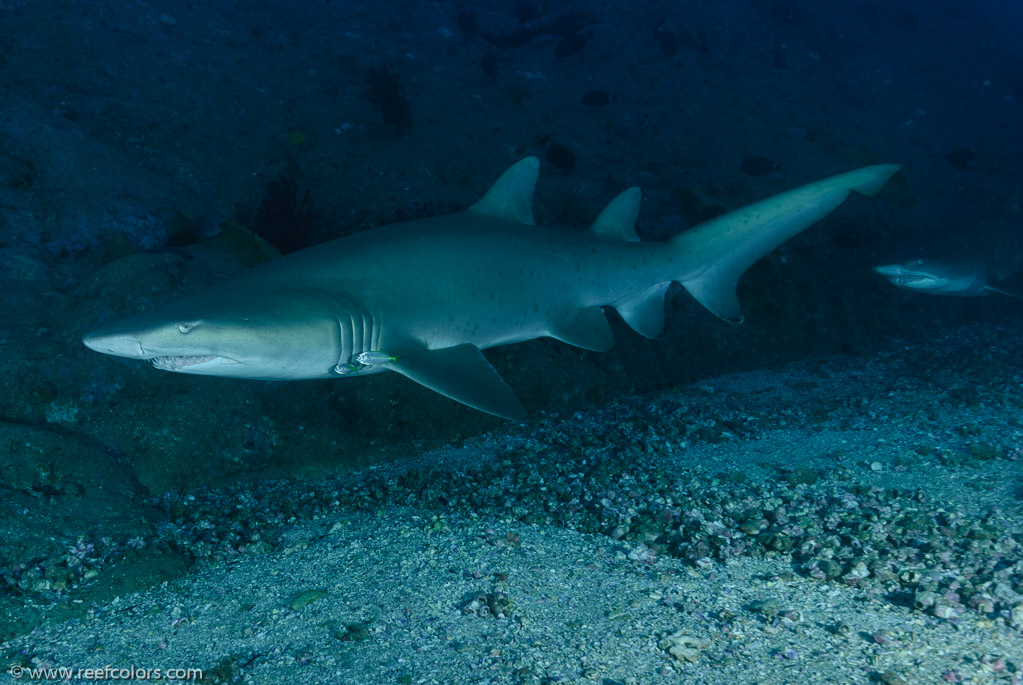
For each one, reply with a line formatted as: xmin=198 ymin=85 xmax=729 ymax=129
xmin=658 ymin=630 xmax=710 ymax=663
xmin=748 ymin=598 xmax=782 ymax=619
xmin=289 ymin=589 xmax=327 ymax=611
xmin=880 ymin=670 xmax=909 ymax=685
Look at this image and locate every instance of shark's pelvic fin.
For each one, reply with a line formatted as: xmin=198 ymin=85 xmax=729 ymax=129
xmin=548 ymin=306 xmax=616 ymax=351
xmin=590 ymin=187 xmax=642 ymax=241
xmin=616 ymin=282 xmax=671 ymax=338
xmin=386 ymin=342 xmax=527 ymax=420
xmin=673 ymin=164 xmax=902 ymax=322
xmin=468 ymin=156 xmax=539 ymax=225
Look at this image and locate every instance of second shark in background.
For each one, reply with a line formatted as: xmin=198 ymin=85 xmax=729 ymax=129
xmin=875 ymin=257 xmax=1023 ymax=299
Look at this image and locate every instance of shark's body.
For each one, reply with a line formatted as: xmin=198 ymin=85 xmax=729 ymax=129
xmin=84 ymin=158 xmax=899 ymax=419
xmin=875 ymin=258 xmax=1023 ymax=299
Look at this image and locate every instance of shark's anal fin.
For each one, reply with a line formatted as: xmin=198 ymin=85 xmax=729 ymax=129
xmin=548 ymin=306 xmax=615 ymax=351
xmin=385 ymin=342 xmax=527 ymax=421
xmin=616 ymin=283 xmax=670 ymax=338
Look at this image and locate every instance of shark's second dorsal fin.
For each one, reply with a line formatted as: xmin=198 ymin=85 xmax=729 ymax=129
xmin=591 ymin=187 xmax=641 ymax=241
xmin=469 ymin=157 xmax=539 ymax=225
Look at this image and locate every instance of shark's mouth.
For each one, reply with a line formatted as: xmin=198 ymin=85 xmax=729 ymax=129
xmin=151 ymin=355 xmax=220 ymax=370
xmin=889 ymin=275 xmax=927 ymax=286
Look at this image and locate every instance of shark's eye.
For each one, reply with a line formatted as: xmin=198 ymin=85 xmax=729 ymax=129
xmin=179 ymin=323 xmax=193 ymax=334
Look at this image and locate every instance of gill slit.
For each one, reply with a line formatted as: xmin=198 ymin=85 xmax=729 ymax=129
xmin=334 ymin=316 xmax=350 ymax=372
xmin=349 ymin=312 xmax=362 ymax=359
xmin=332 ymin=309 xmax=381 ymax=374
xmin=355 ymin=311 xmax=364 ymax=356
xmin=361 ymin=310 xmax=370 ymax=356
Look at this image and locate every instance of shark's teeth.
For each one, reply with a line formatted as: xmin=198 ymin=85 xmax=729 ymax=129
xmin=151 ymin=355 xmax=218 ymax=370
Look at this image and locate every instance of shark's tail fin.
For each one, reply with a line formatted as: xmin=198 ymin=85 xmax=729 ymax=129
xmin=985 ymin=285 xmax=1023 ymax=300
xmin=669 ymin=164 xmax=901 ymax=322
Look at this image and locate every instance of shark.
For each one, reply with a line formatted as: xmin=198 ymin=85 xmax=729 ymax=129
xmin=875 ymin=257 xmax=1023 ymax=299
xmin=83 ymin=158 xmax=899 ymax=419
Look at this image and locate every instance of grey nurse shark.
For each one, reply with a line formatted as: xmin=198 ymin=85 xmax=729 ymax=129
xmin=84 ymin=157 xmax=899 ymax=419
xmin=875 ymin=257 xmax=1023 ymax=299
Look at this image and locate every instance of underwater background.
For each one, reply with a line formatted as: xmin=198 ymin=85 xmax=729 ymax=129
xmin=1 ymin=0 xmax=1021 ymax=683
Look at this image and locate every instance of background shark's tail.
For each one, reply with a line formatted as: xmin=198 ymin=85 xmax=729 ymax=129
xmin=669 ymin=164 xmax=901 ymax=322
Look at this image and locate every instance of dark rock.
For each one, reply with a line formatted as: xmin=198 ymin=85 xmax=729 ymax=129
xmin=515 ymin=2 xmax=539 ymax=24
xmin=945 ymin=147 xmax=980 ymax=170
xmin=686 ymin=30 xmax=711 ymax=54
xmin=772 ymin=46 xmax=789 ymax=69
xmin=362 ymin=63 xmax=413 ymax=135
xmin=741 ymin=154 xmax=778 ymax=177
xmin=554 ymin=33 xmax=586 ymax=59
xmin=488 ymin=27 xmax=535 ymax=50
xmin=893 ymin=8 xmax=918 ymax=32
xmin=254 ymin=175 xmax=313 ymax=254
xmin=655 ymin=27 xmax=679 ymax=57
xmin=0 ymin=247 xmax=50 ymax=287
xmin=546 ymin=143 xmax=576 ymax=172
xmin=581 ymin=90 xmax=615 ymax=107
xmin=458 ymin=10 xmax=478 ymax=40
xmin=482 ymin=47 xmax=498 ymax=78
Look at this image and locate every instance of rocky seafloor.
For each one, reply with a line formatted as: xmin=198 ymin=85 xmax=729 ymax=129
xmin=2 ymin=321 xmax=1021 ymax=684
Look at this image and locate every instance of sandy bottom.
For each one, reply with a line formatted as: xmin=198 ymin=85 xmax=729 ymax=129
xmin=4 ymin=322 xmax=1022 ymax=684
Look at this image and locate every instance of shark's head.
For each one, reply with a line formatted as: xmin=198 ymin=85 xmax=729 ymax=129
xmin=82 ymin=289 xmax=349 ymax=379
xmin=874 ymin=258 xmax=988 ymax=296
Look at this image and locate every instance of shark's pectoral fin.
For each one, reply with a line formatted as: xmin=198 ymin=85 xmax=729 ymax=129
xmin=386 ymin=343 xmax=527 ymax=421
xmin=548 ymin=306 xmax=615 ymax=351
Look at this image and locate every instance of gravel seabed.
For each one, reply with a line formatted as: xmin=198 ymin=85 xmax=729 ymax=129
xmin=4 ymin=322 xmax=1023 ymax=684
xmin=7 ymin=513 xmax=1020 ymax=685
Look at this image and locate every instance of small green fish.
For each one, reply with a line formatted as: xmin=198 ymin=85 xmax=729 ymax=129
xmin=333 ymin=351 xmax=397 ymax=374
xmin=356 ymin=351 xmax=398 ymax=366
xmin=333 ymin=361 xmax=361 ymax=375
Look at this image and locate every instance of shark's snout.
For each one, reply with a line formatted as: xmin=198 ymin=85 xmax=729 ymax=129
xmin=82 ymin=330 xmax=145 ymax=358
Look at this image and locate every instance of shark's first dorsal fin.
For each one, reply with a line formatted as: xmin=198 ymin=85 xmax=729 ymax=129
xmin=591 ymin=187 xmax=642 ymax=241
xmin=469 ymin=157 xmax=539 ymax=225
